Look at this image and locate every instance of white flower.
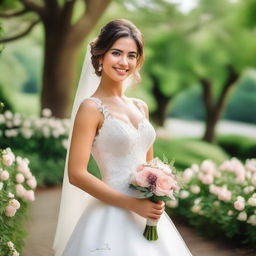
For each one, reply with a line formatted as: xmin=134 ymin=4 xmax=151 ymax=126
xmin=42 ymin=108 xmax=52 ymax=117
xmin=180 ymin=190 xmax=190 ymax=199
xmin=0 ymin=182 xmax=3 ymax=190
xmin=227 ymin=210 xmax=233 ymax=216
xmin=166 ymin=200 xmax=178 ymax=208
xmin=8 ymin=192 xmax=15 ymax=198
xmin=247 ymin=215 xmax=256 ymax=226
xmin=237 ymin=211 xmax=247 ymax=221
xmin=213 ymin=201 xmax=220 ymax=207
xmin=248 ymin=197 xmax=256 ymax=207
xmin=62 ymin=139 xmax=69 ymax=149
xmin=4 ymin=110 xmax=13 ymax=119
xmin=191 ymin=204 xmax=201 ymax=213
xmin=243 ymin=186 xmax=255 ymax=194
xmin=20 ymin=128 xmax=33 ymax=139
xmin=0 ymin=114 xmax=5 ymax=124
xmin=7 ymin=241 xmax=14 ymax=249
xmin=194 ymin=198 xmax=201 ymax=205
xmin=190 ymin=185 xmax=200 ymax=194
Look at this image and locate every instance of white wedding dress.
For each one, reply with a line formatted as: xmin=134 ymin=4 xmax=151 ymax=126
xmin=62 ymin=97 xmax=192 ymax=256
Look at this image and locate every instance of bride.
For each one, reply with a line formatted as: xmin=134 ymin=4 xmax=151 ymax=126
xmin=53 ymin=19 xmax=192 ymax=256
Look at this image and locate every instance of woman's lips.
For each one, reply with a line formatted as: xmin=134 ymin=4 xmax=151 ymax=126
xmin=113 ymin=67 xmax=128 ymax=76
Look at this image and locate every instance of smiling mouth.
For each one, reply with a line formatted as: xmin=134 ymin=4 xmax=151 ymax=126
xmin=113 ymin=67 xmax=129 ymax=75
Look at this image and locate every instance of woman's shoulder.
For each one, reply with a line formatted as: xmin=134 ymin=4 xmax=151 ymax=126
xmin=78 ymin=97 xmax=103 ymax=117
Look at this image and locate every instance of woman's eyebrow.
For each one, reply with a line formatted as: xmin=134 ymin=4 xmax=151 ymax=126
xmin=110 ymin=48 xmax=137 ymax=55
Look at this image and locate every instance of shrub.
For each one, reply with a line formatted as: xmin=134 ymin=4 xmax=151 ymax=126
xmin=218 ymin=135 xmax=256 ymax=160
xmin=0 ymin=148 xmax=37 ymax=255
xmin=167 ymin=158 xmax=256 ymax=246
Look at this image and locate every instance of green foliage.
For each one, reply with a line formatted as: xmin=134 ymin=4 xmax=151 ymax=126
xmin=154 ymin=138 xmax=229 ymax=170
xmin=217 ymin=135 xmax=256 ymax=161
xmin=0 ymin=85 xmax=14 ymax=112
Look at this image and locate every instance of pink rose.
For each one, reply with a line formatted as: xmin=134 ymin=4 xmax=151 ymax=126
xmin=0 ymin=170 xmax=9 ymax=181
xmin=201 ymin=174 xmax=214 ymax=185
xmin=135 ymin=169 xmax=158 ymax=187
xmin=217 ymin=187 xmax=232 ymax=202
xmin=23 ymin=190 xmax=35 ymax=201
xmin=9 ymin=199 xmax=21 ymax=209
xmin=155 ymin=175 xmax=173 ymax=196
xmin=5 ymin=205 xmax=17 ymax=217
xmin=27 ymin=176 xmax=37 ymax=189
xmin=234 ymin=200 xmax=245 ymax=211
xmin=15 ymin=184 xmax=25 ymax=197
xmin=16 ymin=173 xmax=25 ymax=184
xmin=2 ymin=154 xmax=14 ymax=166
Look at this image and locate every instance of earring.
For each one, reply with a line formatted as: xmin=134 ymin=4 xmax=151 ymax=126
xmin=98 ymin=64 xmax=102 ymax=72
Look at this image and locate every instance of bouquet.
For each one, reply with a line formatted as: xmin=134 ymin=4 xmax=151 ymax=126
xmin=129 ymin=156 xmax=179 ymax=241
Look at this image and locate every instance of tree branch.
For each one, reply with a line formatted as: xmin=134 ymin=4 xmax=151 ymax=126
xmin=70 ymin=0 xmax=111 ymax=44
xmin=0 ymin=8 xmax=29 ymax=18
xmin=59 ymin=0 xmax=77 ymax=29
xmin=0 ymin=19 xmax=40 ymax=43
xmin=200 ymin=78 xmax=213 ymax=115
xmin=43 ymin=0 xmax=60 ymax=15
xmin=20 ymin=0 xmax=46 ymax=17
xmin=215 ymin=64 xmax=239 ymax=111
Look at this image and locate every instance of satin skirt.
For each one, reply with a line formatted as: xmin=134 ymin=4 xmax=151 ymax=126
xmin=62 ymin=199 xmax=192 ymax=256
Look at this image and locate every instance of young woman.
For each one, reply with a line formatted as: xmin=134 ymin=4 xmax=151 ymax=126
xmin=53 ymin=19 xmax=192 ymax=256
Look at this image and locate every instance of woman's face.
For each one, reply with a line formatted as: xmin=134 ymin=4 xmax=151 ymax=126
xmin=101 ymin=37 xmax=138 ymax=82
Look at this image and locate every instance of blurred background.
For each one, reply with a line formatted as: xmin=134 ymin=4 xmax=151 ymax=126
xmin=0 ymin=0 xmax=256 ymax=255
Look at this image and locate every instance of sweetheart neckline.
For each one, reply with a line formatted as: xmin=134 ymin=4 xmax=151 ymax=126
xmin=93 ymin=117 xmax=149 ymax=145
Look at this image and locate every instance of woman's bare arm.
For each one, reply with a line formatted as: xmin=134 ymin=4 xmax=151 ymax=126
xmin=68 ymin=99 xmax=164 ymax=220
xmin=68 ymin=99 xmax=134 ymax=210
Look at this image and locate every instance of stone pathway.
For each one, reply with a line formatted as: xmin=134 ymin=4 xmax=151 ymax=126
xmin=23 ymin=187 xmax=255 ymax=256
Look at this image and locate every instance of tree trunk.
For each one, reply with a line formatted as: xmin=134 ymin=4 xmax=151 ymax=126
xmin=41 ymin=27 xmax=81 ymax=118
xmin=149 ymin=73 xmax=170 ymax=126
xmin=201 ymin=65 xmax=239 ymax=143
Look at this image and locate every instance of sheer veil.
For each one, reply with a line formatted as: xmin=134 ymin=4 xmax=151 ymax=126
xmin=53 ymin=43 xmax=136 ymax=256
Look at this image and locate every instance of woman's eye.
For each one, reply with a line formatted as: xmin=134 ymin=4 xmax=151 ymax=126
xmin=112 ymin=51 xmax=120 ymax=56
xmin=128 ymin=55 xmax=136 ymax=59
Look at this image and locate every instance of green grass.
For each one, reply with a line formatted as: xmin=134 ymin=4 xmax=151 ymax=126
xmin=154 ymin=138 xmax=229 ymax=170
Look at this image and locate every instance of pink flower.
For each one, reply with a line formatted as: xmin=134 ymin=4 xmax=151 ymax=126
xmin=16 ymin=173 xmax=25 ymax=183
xmin=23 ymin=190 xmax=35 ymax=201
xmin=209 ymin=184 xmax=219 ymax=195
xmin=201 ymin=174 xmax=214 ymax=185
xmin=9 ymin=199 xmax=21 ymax=209
xmin=234 ymin=200 xmax=245 ymax=211
xmin=155 ymin=175 xmax=173 ymax=196
xmin=135 ymin=169 xmax=157 ymax=187
xmin=0 ymin=170 xmax=9 ymax=181
xmin=27 ymin=176 xmax=37 ymax=189
xmin=217 ymin=186 xmax=232 ymax=202
xmin=2 ymin=154 xmax=14 ymax=166
xmin=183 ymin=168 xmax=194 ymax=182
xmin=15 ymin=184 xmax=25 ymax=197
xmin=5 ymin=205 xmax=17 ymax=217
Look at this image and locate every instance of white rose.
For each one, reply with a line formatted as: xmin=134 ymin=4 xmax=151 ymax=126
xmin=166 ymin=200 xmax=178 ymax=208
xmin=247 ymin=215 xmax=256 ymax=226
xmin=190 ymin=185 xmax=200 ymax=194
xmin=248 ymin=197 xmax=256 ymax=207
xmin=180 ymin=190 xmax=190 ymax=199
xmin=237 ymin=211 xmax=247 ymax=221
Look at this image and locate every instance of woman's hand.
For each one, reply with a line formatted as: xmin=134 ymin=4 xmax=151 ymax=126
xmin=130 ymin=198 xmax=165 ymax=221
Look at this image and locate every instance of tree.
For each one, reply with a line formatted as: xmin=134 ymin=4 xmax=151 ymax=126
xmin=0 ymin=0 xmax=111 ymax=117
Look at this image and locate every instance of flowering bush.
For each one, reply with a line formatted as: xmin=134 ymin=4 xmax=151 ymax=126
xmin=0 ymin=147 xmax=37 ymax=255
xmin=0 ymin=109 xmax=70 ymax=186
xmin=0 ymin=109 xmax=70 ymax=156
xmin=166 ymin=158 xmax=256 ymax=246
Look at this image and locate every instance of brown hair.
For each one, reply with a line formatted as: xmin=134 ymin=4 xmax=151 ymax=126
xmin=90 ymin=19 xmax=144 ymax=76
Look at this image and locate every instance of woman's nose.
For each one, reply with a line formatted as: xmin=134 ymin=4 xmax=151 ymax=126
xmin=119 ymin=55 xmax=128 ymax=66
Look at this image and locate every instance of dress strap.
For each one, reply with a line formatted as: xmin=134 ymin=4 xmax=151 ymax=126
xmin=133 ymin=99 xmax=146 ymax=117
xmin=88 ymin=97 xmax=111 ymax=119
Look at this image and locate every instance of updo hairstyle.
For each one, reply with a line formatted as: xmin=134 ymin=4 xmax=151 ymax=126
xmin=90 ymin=19 xmax=144 ymax=76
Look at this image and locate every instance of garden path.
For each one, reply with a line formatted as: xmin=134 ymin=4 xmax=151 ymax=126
xmin=23 ymin=187 xmax=255 ymax=256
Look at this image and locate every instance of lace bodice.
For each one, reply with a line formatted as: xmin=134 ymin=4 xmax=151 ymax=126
xmin=87 ymin=97 xmax=156 ymax=197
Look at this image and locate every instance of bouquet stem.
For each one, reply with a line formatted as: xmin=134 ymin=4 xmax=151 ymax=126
xmin=143 ymin=218 xmax=159 ymax=241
